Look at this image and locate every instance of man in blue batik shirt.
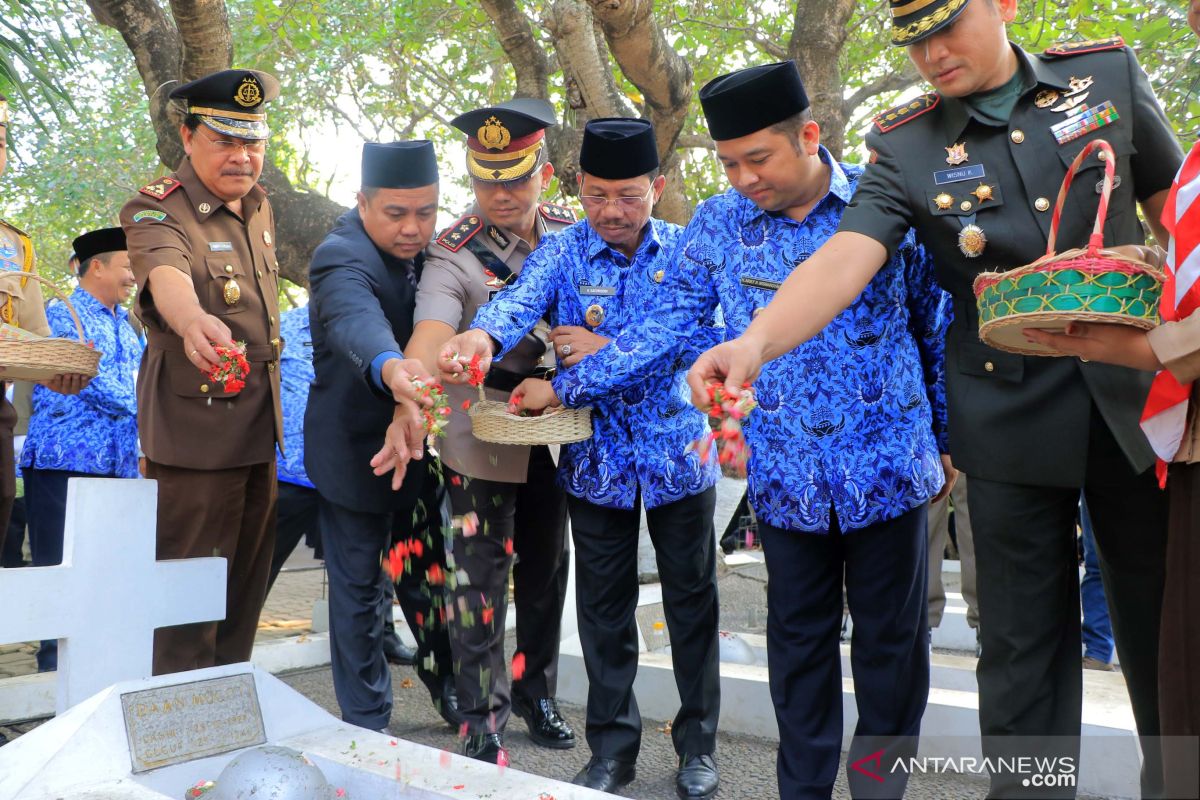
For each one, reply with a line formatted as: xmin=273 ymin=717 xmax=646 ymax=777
xmin=692 ymin=63 xmax=951 ymax=800
xmin=21 ymin=226 xmax=142 ymax=672
xmin=438 ymin=118 xmax=723 ymax=800
xmin=537 ymin=64 xmax=951 ymax=800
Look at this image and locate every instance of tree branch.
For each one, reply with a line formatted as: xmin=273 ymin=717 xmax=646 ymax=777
xmin=166 ymin=0 xmax=231 ymax=79
xmin=478 ymin=0 xmax=551 ymax=100
xmin=843 ymin=62 xmax=920 ymax=117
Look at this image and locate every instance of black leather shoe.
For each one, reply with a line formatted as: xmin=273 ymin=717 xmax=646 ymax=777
xmin=461 ymin=732 xmax=507 ymax=764
xmin=511 ymin=696 xmax=575 ymax=749
xmin=428 ymin=674 xmax=464 ymax=729
xmin=676 ymin=754 xmax=719 ymax=800
xmin=573 ymin=756 xmax=635 ymax=792
xmin=382 ymin=620 xmax=416 ymax=666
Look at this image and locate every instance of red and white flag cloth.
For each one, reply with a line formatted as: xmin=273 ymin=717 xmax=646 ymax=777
xmin=1141 ymin=140 xmax=1200 ymax=486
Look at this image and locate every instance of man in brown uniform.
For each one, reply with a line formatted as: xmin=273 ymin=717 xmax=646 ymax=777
xmin=120 ymin=69 xmax=283 ymax=675
xmin=405 ymin=98 xmax=576 ymax=763
xmin=0 ymin=93 xmax=87 ymax=564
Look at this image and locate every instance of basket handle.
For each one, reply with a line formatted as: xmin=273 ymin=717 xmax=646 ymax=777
xmin=0 ymin=271 xmax=89 ymax=345
xmin=1045 ymin=138 xmax=1116 ymax=258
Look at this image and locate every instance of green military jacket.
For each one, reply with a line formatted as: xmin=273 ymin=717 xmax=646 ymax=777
xmin=840 ymin=39 xmax=1184 ymax=486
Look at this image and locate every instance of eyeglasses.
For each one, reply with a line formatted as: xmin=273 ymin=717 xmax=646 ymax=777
xmin=195 ymin=127 xmax=267 ymax=155
xmin=579 ymin=186 xmax=654 ymax=211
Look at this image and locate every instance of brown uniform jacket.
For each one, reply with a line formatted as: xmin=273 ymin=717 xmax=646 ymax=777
xmin=1148 ymin=311 xmax=1200 ymax=464
xmin=415 ymin=202 xmax=575 ymax=482
xmin=0 ymin=218 xmax=51 ymax=337
xmin=120 ymin=158 xmax=282 ymax=470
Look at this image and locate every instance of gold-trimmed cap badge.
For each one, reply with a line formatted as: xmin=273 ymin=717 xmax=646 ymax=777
xmin=477 ymin=116 xmax=512 ymax=151
xmin=451 ymin=97 xmax=557 ymax=184
xmin=234 ymin=75 xmax=264 ymax=108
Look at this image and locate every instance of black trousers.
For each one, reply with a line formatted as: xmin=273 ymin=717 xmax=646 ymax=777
xmin=760 ymin=504 xmax=929 ymax=800
xmin=971 ymin=410 xmax=1167 ymax=799
xmin=445 ymin=445 xmax=569 ymax=734
xmin=318 ymin=459 xmax=451 ymax=729
xmin=265 ymin=480 xmax=321 ymax=597
xmin=391 ymin=471 xmax=454 ymax=691
xmin=1 ymin=495 xmax=25 ymax=567
xmin=570 ymin=487 xmax=720 ymax=763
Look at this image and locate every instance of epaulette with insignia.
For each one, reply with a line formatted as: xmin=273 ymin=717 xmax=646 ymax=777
xmin=1043 ymin=37 xmax=1125 ymax=57
xmin=139 ymin=176 xmax=182 ymax=200
xmin=435 ymin=214 xmax=483 ymax=253
xmin=0 ymin=217 xmax=30 ymax=239
xmin=538 ymin=202 xmax=577 ymax=224
xmin=873 ymin=93 xmax=940 ymax=133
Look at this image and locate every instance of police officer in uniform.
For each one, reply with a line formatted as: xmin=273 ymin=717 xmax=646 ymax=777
xmin=121 ymin=69 xmax=284 ymax=675
xmin=690 ymin=1 xmax=1183 ymax=796
xmin=306 ymin=140 xmax=462 ymax=733
xmin=0 ymin=94 xmax=89 ymax=571
xmin=404 ymin=98 xmax=575 ymax=763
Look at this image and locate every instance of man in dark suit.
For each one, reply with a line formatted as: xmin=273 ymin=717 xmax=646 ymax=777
xmin=689 ymin=1 xmax=1182 ymax=796
xmin=306 ymin=140 xmax=458 ymax=733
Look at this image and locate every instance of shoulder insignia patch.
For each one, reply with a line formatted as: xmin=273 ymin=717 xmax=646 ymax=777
xmin=138 ymin=176 xmax=182 ymax=200
xmin=1043 ymin=37 xmax=1125 ymax=57
xmin=435 ymin=214 xmax=484 ymax=253
xmin=538 ymin=202 xmax=577 ymax=224
xmin=874 ymin=93 xmax=940 ymax=133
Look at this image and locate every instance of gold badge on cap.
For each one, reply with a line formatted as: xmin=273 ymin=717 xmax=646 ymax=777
xmin=958 ymin=224 xmax=987 ymax=258
xmin=585 ymin=303 xmax=605 ymax=327
xmin=223 ymin=278 xmax=242 ymax=306
xmin=477 ymin=116 xmax=512 ymax=151
xmin=234 ymin=75 xmax=263 ymax=108
xmin=263 ymin=230 xmax=272 ymax=247
xmin=944 ymin=142 xmax=968 ymax=166
xmin=970 ymin=183 xmax=994 ymax=203
xmin=1035 ymin=89 xmax=1060 ymax=108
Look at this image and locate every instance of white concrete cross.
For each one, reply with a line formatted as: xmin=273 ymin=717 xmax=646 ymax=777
xmin=0 ymin=478 xmax=226 ymax=713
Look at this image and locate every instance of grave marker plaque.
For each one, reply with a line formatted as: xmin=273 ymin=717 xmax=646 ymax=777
xmin=120 ymin=673 xmax=266 ymax=773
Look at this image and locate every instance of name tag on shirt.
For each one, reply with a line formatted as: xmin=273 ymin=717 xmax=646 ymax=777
xmin=932 ymin=164 xmax=986 ymax=185
xmin=578 ymin=285 xmax=616 ymax=296
xmin=208 ymin=241 xmax=234 ymax=252
xmin=740 ymin=276 xmax=782 ymax=292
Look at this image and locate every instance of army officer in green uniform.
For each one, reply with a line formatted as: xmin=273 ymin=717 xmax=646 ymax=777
xmin=688 ymin=1 xmax=1183 ymax=796
xmin=403 ymin=99 xmax=576 ymax=764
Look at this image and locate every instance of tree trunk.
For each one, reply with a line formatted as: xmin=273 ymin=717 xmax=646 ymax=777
xmin=586 ymin=0 xmax=692 ymax=223
xmin=789 ymin=0 xmax=854 ymax=160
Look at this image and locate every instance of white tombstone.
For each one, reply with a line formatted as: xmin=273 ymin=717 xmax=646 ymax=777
xmin=0 ymin=478 xmax=226 ymax=713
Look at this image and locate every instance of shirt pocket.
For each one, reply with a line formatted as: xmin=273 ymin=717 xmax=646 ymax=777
xmin=956 ymin=339 xmax=1023 ymax=383
xmin=162 ymin=348 xmax=237 ymax=399
xmin=204 ymin=254 xmax=250 ymax=316
xmin=1056 ymin=136 xmax=1137 ymax=234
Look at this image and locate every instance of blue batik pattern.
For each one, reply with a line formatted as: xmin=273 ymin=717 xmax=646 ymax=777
xmin=21 ymin=288 xmax=143 ymax=478
xmin=472 ymin=218 xmax=720 ymax=510
xmin=557 ymin=147 xmax=950 ymax=533
xmin=688 ymin=150 xmax=949 ymax=532
xmin=277 ymin=305 xmax=315 ymax=488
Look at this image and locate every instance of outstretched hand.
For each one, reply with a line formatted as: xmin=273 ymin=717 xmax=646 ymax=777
xmin=369 ymin=400 xmax=427 ymax=490
xmin=686 ymin=337 xmax=765 ymax=410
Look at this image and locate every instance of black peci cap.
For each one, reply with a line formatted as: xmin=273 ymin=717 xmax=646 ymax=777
xmin=72 ymin=227 xmax=127 ymax=266
xmin=699 ymin=61 xmax=810 ymax=142
xmin=361 ymin=141 xmax=439 ymax=189
xmin=579 ymin=118 xmax=659 ymax=180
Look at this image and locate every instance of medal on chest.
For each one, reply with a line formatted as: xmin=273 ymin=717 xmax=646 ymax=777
xmin=585 ymin=303 xmax=605 ymax=327
xmin=223 ymin=278 xmax=242 ymax=306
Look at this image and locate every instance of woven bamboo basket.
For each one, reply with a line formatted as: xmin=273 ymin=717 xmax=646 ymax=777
xmin=468 ymin=384 xmax=592 ymax=446
xmin=0 ymin=272 xmax=101 ymax=380
xmin=973 ymin=138 xmax=1163 ymax=356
